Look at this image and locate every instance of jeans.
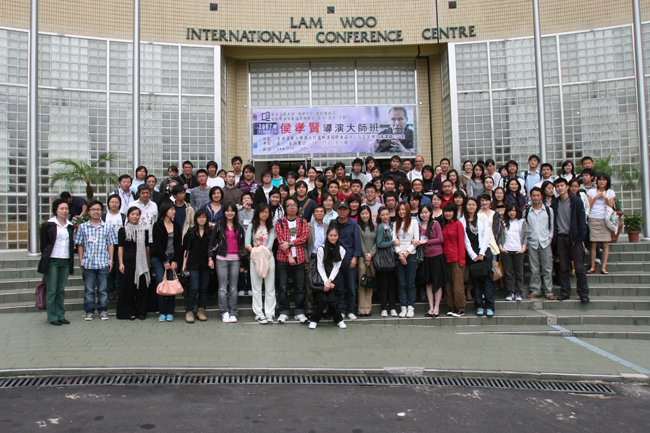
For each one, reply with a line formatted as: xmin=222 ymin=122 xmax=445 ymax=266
xmin=528 ymin=244 xmax=553 ymax=295
xmin=338 ymin=260 xmax=358 ymax=316
xmin=186 ymin=267 xmax=211 ymax=312
xmin=216 ymin=259 xmax=240 ymax=317
xmin=83 ymin=267 xmax=109 ymax=314
xmin=276 ymin=261 xmax=305 ymax=316
xmin=501 ymin=251 xmax=524 ymax=295
xmin=396 ymin=254 xmax=418 ymax=308
xmin=45 ymin=258 xmax=70 ymax=322
xmin=471 ymin=250 xmax=496 ymax=310
xmin=152 ymin=254 xmax=176 ymax=315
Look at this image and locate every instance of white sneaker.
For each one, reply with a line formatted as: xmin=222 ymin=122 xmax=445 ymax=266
xmin=277 ymin=314 xmax=288 ymax=324
xmin=100 ymin=311 xmax=109 ymax=320
xmin=222 ymin=312 xmax=230 ymax=323
xmin=246 ymin=290 xmax=253 ymax=296
xmin=256 ymin=316 xmax=268 ymax=325
xmin=266 ymin=316 xmax=274 ymax=324
xmin=229 ymin=315 xmax=238 ymax=323
xmin=337 ymin=321 xmax=347 ymax=329
xmin=514 ymin=294 xmax=523 ymax=302
xmin=390 ymin=309 xmax=398 ymax=317
xmin=84 ymin=312 xmax=94 ymax=321
xmin=505 ymin=294 xmax=515 ymax=301
xmin=295 ymin=313 xmax=308 ymax=323
xmin=380 ymin=310 xmax=388 ymax=317
xmin=308 ymin=321 xmax=318 ymax=329
xmin=398 ymin=306 xmax=407 ymax=318
xmin=406 ymin=306 xmax=415 ymax=318
xmin=347 ymin=313 xmax=357 ymax=320
xmin=237 ymin=291 xmax=245 ymax=297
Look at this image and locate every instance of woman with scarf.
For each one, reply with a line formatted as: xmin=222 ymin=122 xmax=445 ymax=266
xmin=117 ymin=206 xmax=151 ymax=320
xmin=308 ymin=226 xmax=347 ymax=329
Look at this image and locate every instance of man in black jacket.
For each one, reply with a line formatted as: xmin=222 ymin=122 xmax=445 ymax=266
xmin=552 ymin=178 xmax=589 ymax=303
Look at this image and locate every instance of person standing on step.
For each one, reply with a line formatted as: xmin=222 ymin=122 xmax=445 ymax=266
xmin=75 ymin=200 xmax=118 ymax=321
xmin=103 ymin=194 xmax=126 ymax=302
xmin=246 ymin=204 xmax=277 ymax=324
xmin=552 ymin=178 xmax=589 ymax=303
xmin=182 ymin=210 xmax=212 ymax=324
xmin=306 ymin=205 xmax=329 ymax=318
xmin=151 ymin=200 xmax=183 ymax=323
xmin=393 ymin=202 xmax=420 ymax=318
xmin=38 ymin=198 xmax=75 ymax=326
xmin=442 ymin=203 xmax=467 ymax=317
xmin=525 ymin=187 xmax=555 ymax=300
xmin=330 ymin=201 xmax=362 ymax=321
xmin=308 ymin=226 xmax=348 ymax=330
xmin=116 ymin=206 xmax=151 ymax=320
xmin=357 ymin=205 xmax=377 ymax=317
xmin=498 ymin=203 xmax=528 ymax=303
xmin=274 ymin=196 xmax=310 ymax=324
xmin=586 ymin=173 xmax=615 ymax=275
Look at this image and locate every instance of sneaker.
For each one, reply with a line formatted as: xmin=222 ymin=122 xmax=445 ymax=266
xmin=476 ymin=308 xmax=484 ymax=316
xmin=398 ymin=306 xmax=407 ymax=318
xmin=238 ymin=290 xmax=245 ymax=297
xmin=158 ymin=314 xmax=166 ymax=322
xmin=347 ymin=313 xmax=357 ymax=320
xmin=308 ymin=321 xmax=318 ymax=329
xmin=277 ymin=314 xmax=288 ymax=324
xmin=390 ymin=309 xmax=398 ymax=317
xmin=406 ymin=306 xmax=414 ymax=318
xmin=337 ymin=321 xmax=347 ymax=329
xmin=256 ymin=316 xmax=268 ymax=325
xmin=514 ymin=294 xmax=522 ymax=302
xmin=246 ymin=290 xmax=253 ymax=296
xmin=165 ymin=314 xmax=174 ymax=322
xmin=229 ymin=315 xmax=238 ymax=323
xmin=185 ymin=311 xmax=195 ymax=323
xmin=295 ymin=313 xmax=308 ymax=323
xmin=447 ymin=310 xmax=456 ymax=316
xmin=84 ymin=313 xmax=94 ymax=321
xmin=457 ymin=310 xmax=465 ymax=317
xmin=486 ymin=309 xmax=494 ymax=317
xmin=380 ymin=310 xmax=388 ymax=317
xmin=505 ymin=293 xmax=515 ymax=301
xmin=222 ymin=312 xmax=231 ymax=323
xmin=265 ymin=316 xmax=274 ymax=324
xmin=100 ymin=311 xmax=109 ymax=321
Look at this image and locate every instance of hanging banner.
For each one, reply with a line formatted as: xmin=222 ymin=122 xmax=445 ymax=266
xmin=251 ymin=106 xmax=415 ymax=155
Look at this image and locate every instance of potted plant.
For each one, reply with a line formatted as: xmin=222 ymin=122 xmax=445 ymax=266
xmin=624 ymin=213 xmax=644 ymax=243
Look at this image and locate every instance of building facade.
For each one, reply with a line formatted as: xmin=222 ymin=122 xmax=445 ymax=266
xmin=1 ymin=0 xmax=649 ymax=250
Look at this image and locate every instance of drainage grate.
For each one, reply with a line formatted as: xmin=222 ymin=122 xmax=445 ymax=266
xmin=0 ymin=374 xmax=615 ymax=395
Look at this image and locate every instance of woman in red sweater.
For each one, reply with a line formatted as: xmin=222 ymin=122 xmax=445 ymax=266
xmin=442 ymin=202 xmax=466 ymax=317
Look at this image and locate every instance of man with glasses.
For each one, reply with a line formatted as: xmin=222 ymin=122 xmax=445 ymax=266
xmin=74 ymin=200 xmax=118 ymax=321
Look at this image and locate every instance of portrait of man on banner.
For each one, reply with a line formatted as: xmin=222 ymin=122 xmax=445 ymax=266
xmin=374 ymin=106 xmax=414 ymax=153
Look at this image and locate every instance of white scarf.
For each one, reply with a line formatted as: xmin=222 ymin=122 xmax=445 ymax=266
xmin=124 ymin=223 xmax=151 ymax=289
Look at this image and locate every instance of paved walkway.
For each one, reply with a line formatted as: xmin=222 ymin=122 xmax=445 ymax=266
xmin=2 ymin=312 xmax=649 ymax=381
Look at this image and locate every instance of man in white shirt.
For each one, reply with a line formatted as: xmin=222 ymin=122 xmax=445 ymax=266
xmin=206 ymin=160 xmax=225 ymax=188
xmin=407 ymin=155 xmax=424 ymax=182
xmin=231 ymin=156 xmax=243 ymax=184
xmin=350 ymin=158 xmax=371 ymax=187
xmin=132 ymin=184 xmax=158 ymax=244
xmin=112 ymin=174 xmax=136 ymax=214
xmin=526 ymin=187 xmax=555 ymax=300
xmin=534 ymin=163 xmax=556 ymax=189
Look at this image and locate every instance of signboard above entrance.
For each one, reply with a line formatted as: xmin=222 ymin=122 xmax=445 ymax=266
xmin=251 ymin=106 xmax=416 ymax=156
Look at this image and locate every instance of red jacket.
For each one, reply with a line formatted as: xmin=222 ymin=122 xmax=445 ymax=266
xmin=275 ymin=217 xmax=309 ymax=264
xmin=442 ymin=220 xmax=466 ymax=265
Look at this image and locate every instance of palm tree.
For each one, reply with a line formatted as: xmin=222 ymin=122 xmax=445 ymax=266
xmin=49 ymin=152 xmax=119 ymax=201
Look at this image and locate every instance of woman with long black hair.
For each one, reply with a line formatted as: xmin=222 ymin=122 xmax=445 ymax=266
xmin=182 ymin=209 xmax=212 ymax=323
xmin=246 ymin=203 xmax=276 ymax=324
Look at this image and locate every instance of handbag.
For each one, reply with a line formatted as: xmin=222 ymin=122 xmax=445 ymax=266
xmin=35 ymin=276 xmax=47 ymax=310
xmin=308 ymin=258 xmax=324 ymax=291
xmin=604 ymin=205 xmax=618 ymax=233
xmin=360 ymin=272 xmax=377 ymax=289
xmin=415 ymin=245 xmax=424 ymax=263
xmin=156 ymin=270 xmax=184 ymax=296
xmin=468 ymin=259 xmax=491 ymax=280
xmin=373 ymin=227 xmax=396 ymax=272
xmin=491 ymin=260 xmax=504 ymax=281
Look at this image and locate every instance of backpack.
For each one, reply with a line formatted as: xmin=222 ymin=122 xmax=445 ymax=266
xmin=524 ymin=205 xmax=551 ymax=230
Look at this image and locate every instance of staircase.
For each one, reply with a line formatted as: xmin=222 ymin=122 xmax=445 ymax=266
xmin=1 ymin=241 xmax=649 ymax=338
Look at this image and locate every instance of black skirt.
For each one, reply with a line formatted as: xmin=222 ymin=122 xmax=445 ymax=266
xmin=419 ymin=254 xmax=449 ymax=289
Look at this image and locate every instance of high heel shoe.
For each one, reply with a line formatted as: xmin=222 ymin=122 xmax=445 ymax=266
xmin=587 ymin=268 xmax=596 ymax=274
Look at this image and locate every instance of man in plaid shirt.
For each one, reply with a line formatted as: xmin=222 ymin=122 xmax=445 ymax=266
xmin=275 ymin=196 xmax=310 ymax=324
xmin=74 ymin=200 xmax=118 ymax=321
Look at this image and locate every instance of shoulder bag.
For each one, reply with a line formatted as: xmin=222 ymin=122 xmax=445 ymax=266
xmin=373 ymin=227 xmax=396 ymax=272
xmin=156 ymin=270 xmax=184 ymax=296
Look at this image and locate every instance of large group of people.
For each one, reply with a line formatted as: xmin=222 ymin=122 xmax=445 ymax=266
xmin=39 ymin=153 xmax=617 ymax=328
